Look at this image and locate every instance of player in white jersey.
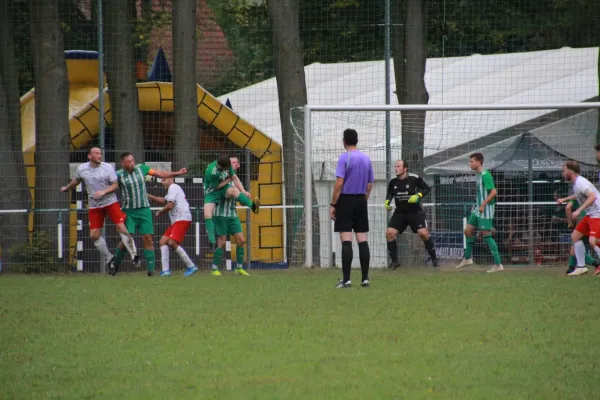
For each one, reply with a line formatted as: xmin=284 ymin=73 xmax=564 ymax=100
xmin=147 ymin=177 xmax=198 ymax=277
xmin=60 ymin=147 xmax=138 ymax=275
xmin=557 ymin=160 xmax=600 ymax=276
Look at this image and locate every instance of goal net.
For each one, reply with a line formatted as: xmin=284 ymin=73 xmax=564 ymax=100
xmin=290 ymin=104 xmax=600 ymax=268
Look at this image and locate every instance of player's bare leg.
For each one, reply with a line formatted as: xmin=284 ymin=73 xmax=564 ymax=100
xmin=417 ymin=228 xmax=439 ymax=267
xmin=455 ymin=224 xmax=476 ymax=268
xmin=226 ymin=186 xmax=260 ymax=214
xmin=386 ymin=227 xmax=400 ymax=270
xmin=233 ymin=232 xmax=249 ymax=275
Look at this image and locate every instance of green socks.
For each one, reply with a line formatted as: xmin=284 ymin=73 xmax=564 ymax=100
xmin=483 ymin=235 xmax=502 ymax=265
xmin=205 ymin=219 xmax=215 ymax=244
xmin=464 ymin=236 xmax=475 ymax=259
xmin=237 ymin=193 xmax=253 ymax=208
xmin=236 ymin=246 xmax=244 ymax=268
xmin=115 ymin=247 xmax=126 ymax=266
xmin=212 ymin=247 xmax=224 ymax=269
xmin=570 ymin=253 xmax=597 ymax=267
xmin=144 ymin=249 xmax=155 ymax=272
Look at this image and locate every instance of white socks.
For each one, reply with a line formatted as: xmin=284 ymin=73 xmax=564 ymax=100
xmin=175 ymin=246 xmax=194 ymax=268
xmin=119 ymin=232 xmax=137 ymax=258
xmin=574 ymin=240 xmax=586 ymax=267
xmin=160 ymin=245 xmax=170 ymax=271
xmin=94 ymin=237 xmax=112 ymax=263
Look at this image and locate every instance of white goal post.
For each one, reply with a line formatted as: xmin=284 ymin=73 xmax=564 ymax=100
xmin=302 ymin=103 xmax=600 ymax=268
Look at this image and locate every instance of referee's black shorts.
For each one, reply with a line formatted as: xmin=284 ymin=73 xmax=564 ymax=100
xmin=388 ymin=211 xmax=428 ymax=234
xmin=334 ymin=194 xmax=369 ymax=233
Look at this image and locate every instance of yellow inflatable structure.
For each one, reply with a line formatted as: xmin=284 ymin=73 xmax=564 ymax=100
xmin=20 ymin=51 xmax=284 ymax=266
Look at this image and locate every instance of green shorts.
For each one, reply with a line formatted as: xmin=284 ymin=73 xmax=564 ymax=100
xmin=213 ymin=216 xmax=243 ymax=237
xmin=124 ymin=207 xmax=154 ymax=235
xmin=467 ymin=212 xmax=494 ymax=231
xmin=204 ymin=187 xmax=227 ymax=205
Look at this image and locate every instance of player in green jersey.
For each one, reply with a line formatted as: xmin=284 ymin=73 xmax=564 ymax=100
xmin=210 ymin=156 xmax=251 ymax=276
xmin=114 ymin=152 xmax=187 ymax=276
xmin=203 ymin=154 xmax=260 ymax=248
xmin=455 ymin=152 xmax=504 ymax=272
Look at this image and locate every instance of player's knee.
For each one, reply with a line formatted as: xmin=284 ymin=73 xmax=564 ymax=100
xmin=167 ymin=239 xmax=179 ymax=248
xmin=159 ymin=237 xmax=168 ymax=247
xmin=418 ymin=229 xmax=430 ymax=241
xmin=385 ymin=229 xmax=396 ymax=241
xmin=236 ymin=236 xmax=246 ymax=247
xmin=227 ymin=187 xmax=240 ymax=198
xmin=90 ymin=230 xmax=101 ymax=241
xmin=143 ymin=235 xmax=153 ymax=247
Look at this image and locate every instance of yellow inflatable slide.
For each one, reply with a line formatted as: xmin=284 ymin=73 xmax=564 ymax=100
xmin=20 ymin=50 xmax=284 ymax=266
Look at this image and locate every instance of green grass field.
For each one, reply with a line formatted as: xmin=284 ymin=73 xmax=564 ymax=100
xmin=1 ymin=267 xmax=600 ymax=399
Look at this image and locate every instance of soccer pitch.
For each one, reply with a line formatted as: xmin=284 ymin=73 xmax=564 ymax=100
xmin=2 ymin=268 xmax=599 ymax=399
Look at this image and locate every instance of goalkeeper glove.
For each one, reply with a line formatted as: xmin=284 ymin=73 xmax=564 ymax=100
xmin=408 ymin=193 xmax=423 ymax=204
xmin=384 ymin=200 xmax=393 ymax=210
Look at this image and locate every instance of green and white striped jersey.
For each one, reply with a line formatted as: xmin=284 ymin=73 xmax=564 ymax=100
xmin=117 ymin=164 xmax=151 ymax=209
xmin=213 ymin=184 xmax=238 ymax=218
xmin=474 ymin=169 xmax=496 ymax=219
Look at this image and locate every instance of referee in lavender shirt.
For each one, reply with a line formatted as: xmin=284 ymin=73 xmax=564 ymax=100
xmin=330 ymin=129 xmax=374 ymax=288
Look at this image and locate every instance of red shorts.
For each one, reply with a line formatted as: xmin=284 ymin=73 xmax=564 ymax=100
xmin=163 ymin=221 xmax=191 ymax=244
xmin=88 ymin=202 xmax=126 ymax=229
xmin=575 ymin=215 xmax=600 ymax=238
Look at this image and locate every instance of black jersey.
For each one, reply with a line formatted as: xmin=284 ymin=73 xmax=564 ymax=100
xmin=386 ymin=173 xmax=431 ymax=213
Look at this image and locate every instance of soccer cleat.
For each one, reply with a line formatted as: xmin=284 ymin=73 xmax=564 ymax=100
xmin=594 ymin=266 xmax=600 ymax=276
xmin=455 ymin=258 xmax=473 ymax=269
xmin=432 ymin=259 xmax=440 ymax=268
xmin=388 ymin=260 xmax=400 ymax=270
xmin=335 ymin=280 xmax=351 ymax=288
xmin=486 ymin=264 xmax=504 ymax=273
xmin=564 ymin=266 xmax=576 ymax=276
xmin=211 ymin=269 xmax=222 ymax=277
xmin=361 ymin=280 xmax=370 ymax=288
xmin=147 ymin=271 xmax=153 ymax=277
xmin=568 ymin=267 xmax=588 ymax=276
xmin=184 ymin=265 xmax=199 ymax=277
xmin=235 ymin=268 xmax=250 ymax=276
xmin=132 ymin=255 xmax=141 ymax=268
xmin=251 ymin=198 xmax=261 ymax=214
xmin=160 ymin=270 xmax=171 ymax=277
xmin=107 ymin=256 xmax=118 ymax=276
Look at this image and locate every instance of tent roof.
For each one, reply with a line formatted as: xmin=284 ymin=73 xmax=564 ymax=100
xmin=219 ymin=47 xmax=599 ymax=161
xmin=424 ymin=132 xmax=597 ymax=175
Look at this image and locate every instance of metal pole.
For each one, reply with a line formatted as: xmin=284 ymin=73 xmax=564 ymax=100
xmin=195 ymin=208 xmax=200 ymax=256
xmin=384 ymin=0 xmax=392 ymax=185
xmin=303 ymin=106 xmax=313 ymax=267
xmin=245 ymin=149 xmax=252 ymax=269
xmin=97 ymin=0 xmax=106 ymax=274
xmin=528 ymin=146 xmax=534 ymax=265
xmin=57 ymin=212 xmax=63 ymax=259
xmin=97 ymin=0 xmax=105 ymax=148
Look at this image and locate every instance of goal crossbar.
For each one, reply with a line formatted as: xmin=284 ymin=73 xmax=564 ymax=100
xmin=302 ymin=102 xmax=600 ymax=267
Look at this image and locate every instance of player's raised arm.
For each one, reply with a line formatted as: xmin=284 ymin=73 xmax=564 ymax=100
xmin=150 ymin=168 xmax=187 ymax=179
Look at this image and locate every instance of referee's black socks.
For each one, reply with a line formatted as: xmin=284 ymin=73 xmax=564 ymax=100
xmin=358 ymin=241 xmax=370 ymax=281
xmin=424 ymin=238 xmax=437 ymax=262
xmin=341 ymin=241 xmax=352 ymax=283
xmin=387 ymin=240 xmax=397 ymax=262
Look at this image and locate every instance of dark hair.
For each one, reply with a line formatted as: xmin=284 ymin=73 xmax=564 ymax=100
xmin=469 ymin=152 xmax=484 ymax=163
xmin=565 ymin=160 xmax=581 ymax=174
xmin=595 ymin=144 xmax=600 ymax=151
xmin=397 ymin=159 xmax=408 ymax=170
xmin=120 ymin=152 xmax=133 ymax=160
xmin=343 ymin=129 xmax=358 ymax=146
xmin=217 ymin=154 xmax=232 ymax=169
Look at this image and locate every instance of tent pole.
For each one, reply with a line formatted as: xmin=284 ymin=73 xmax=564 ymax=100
xmin=528 ymin=145 xmax=534 ymax=265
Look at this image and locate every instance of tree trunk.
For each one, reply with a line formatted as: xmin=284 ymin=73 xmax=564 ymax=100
xmin=105 ymin=0 xmax=143 ymax=161
xmin=0 ymin=0 xmax=30 ymax=258
xmin=172 ymin=0 xmax=198 ymax=170
xmin=392 ymin=0 xmax=429 ymax=267
xmin=268 ymin=0 xmax=320 ymax=267
xmin=28 ymin=0 xmax=70 ymax=242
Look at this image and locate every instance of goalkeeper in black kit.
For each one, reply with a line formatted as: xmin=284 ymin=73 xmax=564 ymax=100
xmin=385 ymin=160 xmax=439 ymax=269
